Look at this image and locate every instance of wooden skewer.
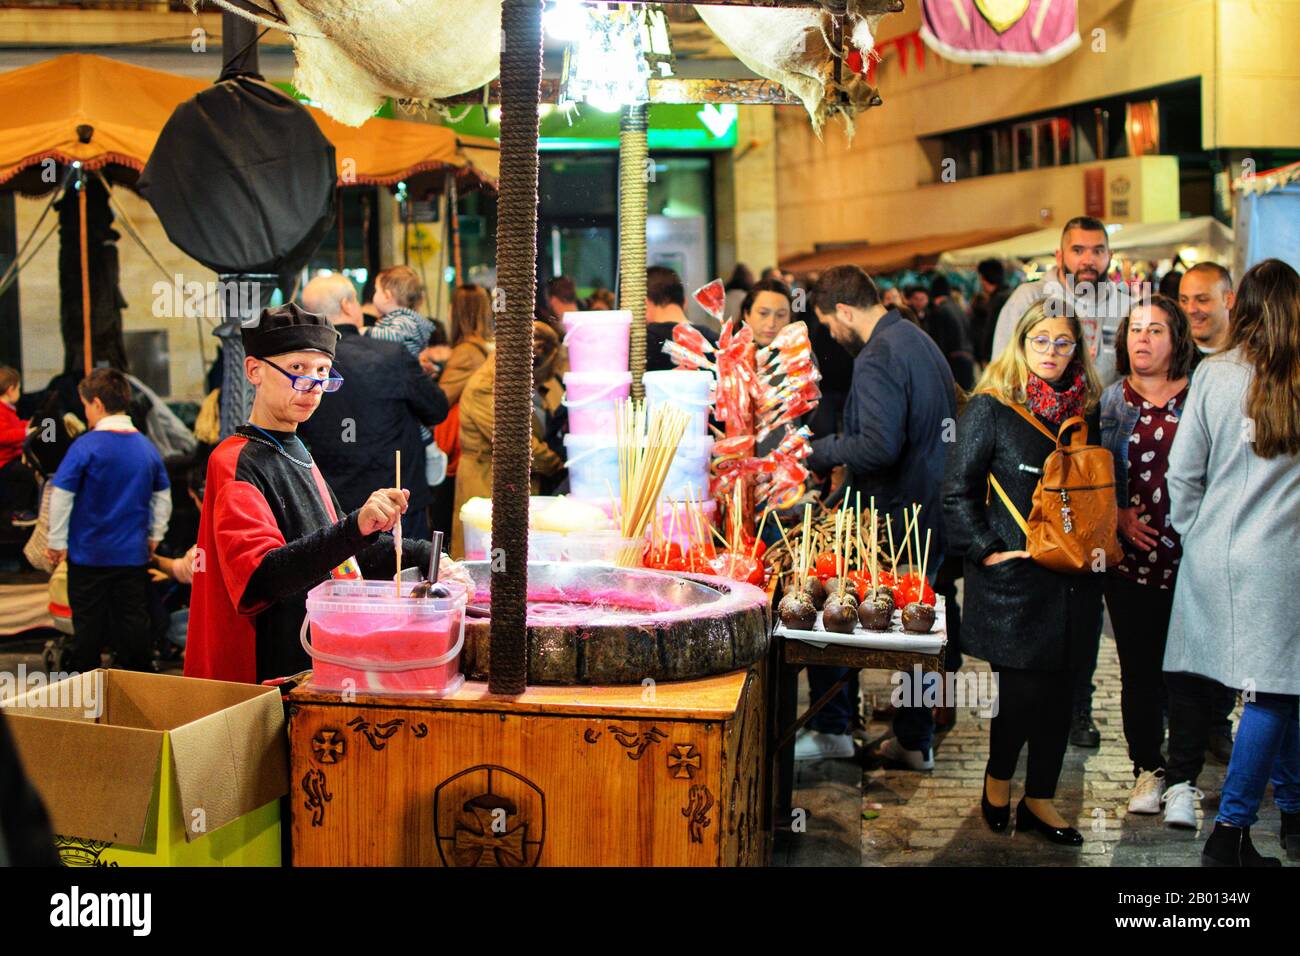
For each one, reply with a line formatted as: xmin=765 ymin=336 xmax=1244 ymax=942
xmin=919 ymin=528 xmax=932 ymax=605
xmin=900 ymin=506 xmax=916 ymax=573
xmin=394 ymin=449 xmax=402 ymax=597
xmin=886 ymin=514 xmax=897 ymax=573
xmin=752 ymin=505 xmax=772 ymax=561
xmin=912 ymin=504 xmax=923 ymax=580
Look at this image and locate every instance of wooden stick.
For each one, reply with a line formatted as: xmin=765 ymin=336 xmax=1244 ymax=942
xmin=920 ymin=528 xmax=932 ymax=604
xmin=870 ymin=507 xmax=879 ymax=589
xmin=394 ymin=449 xmax=402 ymax=597
xmin=752 ymin=505 xmax=771 ymax=561
xmin=912 ymin=504 xmax=923 ymax=580
xmin=900 ymin=506 xmax=916 ymax=573
xmin=886 ymin=514 xmax=897 ymax=573
xmin=855 ymin=491 xmax=864 ymax=573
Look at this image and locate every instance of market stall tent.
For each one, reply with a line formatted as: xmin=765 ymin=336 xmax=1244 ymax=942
xmin=0 ymin=53 xmax=497 ymax=193
xmin=1233 ymin=160 xmax=1300 ymax=277
xmin=938 ymin=216 xmax=1234 ymax=269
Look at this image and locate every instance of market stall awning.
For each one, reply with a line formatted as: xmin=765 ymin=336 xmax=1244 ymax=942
xmin=938 ymin=216 xmax=1234 ymax=269
xmin=0 ymin=53 xmax=495 ymax=191
xmin=780 ymin=224 xmax=1039 ymax=276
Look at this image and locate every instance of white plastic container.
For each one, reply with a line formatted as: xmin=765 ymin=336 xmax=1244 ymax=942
xmin=563 ymin=370 xmax=631 ymax=436
xmin=562 ymin=309 xmax=631 ymax=373
xmin=564 ymin=433 xmax=621 ymax=501
xmin=660 ymin=435 xmax=714 ymax=503
xmin=643 ymin=369 xmax=714 ymax=436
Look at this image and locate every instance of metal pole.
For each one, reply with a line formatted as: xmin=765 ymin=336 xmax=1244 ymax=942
xmin=77 ymin=172 xmax=91 ymax=377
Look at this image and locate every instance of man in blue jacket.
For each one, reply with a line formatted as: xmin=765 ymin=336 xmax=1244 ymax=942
xmin=801 ymin=265 xmax=957 ymax=768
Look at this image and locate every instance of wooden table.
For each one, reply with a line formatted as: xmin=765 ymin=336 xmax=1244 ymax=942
xmin=767 ymin=632 xmax=947 ymax=825
xmin=287 ymin=661 xmax=769 ymax=867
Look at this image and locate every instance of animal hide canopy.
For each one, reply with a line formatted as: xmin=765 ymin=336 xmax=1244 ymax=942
xmin=695 ymin=2 xmax=885 ymax=136
xmin=209 ymin=0 xmax=504 ymax=127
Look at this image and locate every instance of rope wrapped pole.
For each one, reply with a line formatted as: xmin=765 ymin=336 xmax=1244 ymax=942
xmin=489 ymin=0 xmax=543 ymax=696
xmin=618 ymin=104 xmax=648 ymax=401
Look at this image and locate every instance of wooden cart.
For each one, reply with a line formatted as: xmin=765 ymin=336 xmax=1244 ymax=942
xmin=287 ymin=661 xmax=768 ymax=867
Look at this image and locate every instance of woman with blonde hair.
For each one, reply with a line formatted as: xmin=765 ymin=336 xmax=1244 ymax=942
xmin=943 ymin=299 xmax=1104 ymax=846
xmin=441 ymin=284 xmax=495 ymax=405
xmin=1165 ymin=259 xmax=1300 ymax=866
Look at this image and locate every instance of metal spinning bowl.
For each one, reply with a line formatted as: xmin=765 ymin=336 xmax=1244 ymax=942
xmin=460 ymin=561 xmax=771 ymax=686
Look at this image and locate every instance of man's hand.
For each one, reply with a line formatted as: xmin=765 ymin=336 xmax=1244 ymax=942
xmin=982 ymin=549 xmax=1030 ymax=567
xmin=1117 ymin=505 xmax=1158 ymax=552
xmin=148 ymin=539 xmax=160 ymax=558
xmin=46 ymin=548 xmax=66 ymax=567
xmin=358 ymin=488 xmax=409 ymax=536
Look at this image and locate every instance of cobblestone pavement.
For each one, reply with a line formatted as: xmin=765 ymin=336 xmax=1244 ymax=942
xmin=777 ymin=633 xmax=1294 ymax=867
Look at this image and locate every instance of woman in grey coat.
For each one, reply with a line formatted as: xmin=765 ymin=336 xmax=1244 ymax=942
xmin=1165 ymin=258 xmax=1300 ymax=867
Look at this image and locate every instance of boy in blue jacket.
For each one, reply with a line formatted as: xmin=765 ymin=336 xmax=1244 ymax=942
xmin=47 ymin=369 xmax=171 ymax=672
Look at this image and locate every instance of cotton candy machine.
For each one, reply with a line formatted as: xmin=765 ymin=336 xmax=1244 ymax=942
xmin=459 ymin=561 xmax=771 ymax=685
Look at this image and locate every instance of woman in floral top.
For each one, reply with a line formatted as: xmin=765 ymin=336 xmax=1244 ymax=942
xmin=1100 ymin=294 xmax=1200 ymax=820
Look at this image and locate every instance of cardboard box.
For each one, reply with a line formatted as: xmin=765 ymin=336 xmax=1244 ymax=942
xmin=2 ymin=669 xmax=288 ymax=866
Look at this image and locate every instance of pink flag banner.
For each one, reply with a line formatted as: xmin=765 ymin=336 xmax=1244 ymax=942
xmin=920 ymin=0 xmax=1081 ymax=66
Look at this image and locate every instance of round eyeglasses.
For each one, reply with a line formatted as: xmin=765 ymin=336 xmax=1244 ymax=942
xmin=262 ymin=358 xmax=344 ymax=392
xmin=1025 ymin=335 xmax=1078 ymax=358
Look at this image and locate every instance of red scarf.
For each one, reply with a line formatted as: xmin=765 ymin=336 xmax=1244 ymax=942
xmin=1026 ymin=370 xmax=1087 ymax=425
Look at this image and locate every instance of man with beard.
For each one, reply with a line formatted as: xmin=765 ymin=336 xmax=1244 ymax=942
xmin=991 ymin=216 xmax=1129 ymax=384
xmin=796 ymin=266 xmax=956 ymax=769
xmin=1179 ymin=262 xmax=1235 ymax=354
xmin=991 ymin=216 xmax=1130 ymax=749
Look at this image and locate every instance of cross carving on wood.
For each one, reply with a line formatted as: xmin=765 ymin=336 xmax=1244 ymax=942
xmin=668 ymin=743 xmax=702 ymax=779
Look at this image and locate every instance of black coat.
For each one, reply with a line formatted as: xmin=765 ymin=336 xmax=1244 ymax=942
xmin=298 ymin=326 xmax=448 ymax=513
xmin=808 ymin=310 xmax=957 ymax=572
xmin=942 ymin=392 xmax=1104 ymax=671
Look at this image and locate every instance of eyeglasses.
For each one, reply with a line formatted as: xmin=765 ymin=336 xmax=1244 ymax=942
xmin=1025 ymin=335 xmax=1078 ymax=357
xmin=261 ymin=358 xmax=344 ymax=393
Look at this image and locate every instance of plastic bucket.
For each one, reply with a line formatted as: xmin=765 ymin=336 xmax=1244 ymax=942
xmin=303 ymin=578 xmax=469 ymax=696
xmin=562 ymin=310 xmax=631 ymax=373
xmin=563 ymin=371 xmax=631 ymax=437
xmin=563 ymin=531 xmax=644 ymax=566
xmin=643 ymin=370 xmax=714 ymax=436
xmin=661 ymin=435 xmax=714 ymax=503
xmin=564 ymin=434 xmax=621 ymax=501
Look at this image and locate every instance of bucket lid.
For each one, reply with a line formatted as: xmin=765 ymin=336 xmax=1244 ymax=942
xmin=562 ymin=309 xmax=632 ymax=332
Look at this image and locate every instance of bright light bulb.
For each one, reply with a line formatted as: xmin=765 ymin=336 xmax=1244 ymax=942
xmin=543 ymin=0 xmax=586 ymax=41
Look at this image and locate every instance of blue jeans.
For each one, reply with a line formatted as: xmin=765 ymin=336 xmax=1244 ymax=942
xmin=807 ymin=666 xmax=858 ymax=735
xmin=1216 ymin=692 xmax=1300 ymax=829
xmin=806 ymin=666 xmax=935 ymax=753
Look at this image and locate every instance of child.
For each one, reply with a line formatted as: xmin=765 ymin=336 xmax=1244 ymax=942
xmin=46 ymin=369 xmax=172 ymax=672
xmin=0 ymin=365 xmax=37 ymax=525
xmin=185 ymin=303 xmax=435 ymax=683
xmin=368 ymin=265 xmax=434 ymax=359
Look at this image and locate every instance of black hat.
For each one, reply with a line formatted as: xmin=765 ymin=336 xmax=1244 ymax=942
xmin=241 ymin=302 xmax=340 ymax=359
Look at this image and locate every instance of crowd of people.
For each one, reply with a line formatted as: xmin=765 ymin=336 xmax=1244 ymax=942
xmin=1 ymin=214 xmax=1295 ymax=867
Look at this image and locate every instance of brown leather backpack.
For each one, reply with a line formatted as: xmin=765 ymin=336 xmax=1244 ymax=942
xmin=988 ymin=405 xmax=1123 ymax=574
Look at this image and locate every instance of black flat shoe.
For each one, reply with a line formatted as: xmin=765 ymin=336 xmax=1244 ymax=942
xmin=982 ymin=777 xmax=1010 ymax=833
xmin=1280 ymin=811 xmax=1300 ymax=861
xmin=1202 ymin=823 xmax=1281 ymax=867
xmin=1069 ymin=713 xmax=1101 ymax=748
xmin=1015 ymin=798 xmax=1083 ymax=847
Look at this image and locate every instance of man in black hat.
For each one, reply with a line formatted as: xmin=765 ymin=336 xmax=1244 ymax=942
xmin=185 ymin=303 xmax=436 ymax=683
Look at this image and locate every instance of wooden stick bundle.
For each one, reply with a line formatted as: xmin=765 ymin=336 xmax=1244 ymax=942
xmin=616 ymin=399 xmax=691 ymax=564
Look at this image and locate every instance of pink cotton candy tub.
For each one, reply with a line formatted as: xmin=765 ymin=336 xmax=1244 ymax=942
xmin=302 ymin=578 xmax=468 ymax=696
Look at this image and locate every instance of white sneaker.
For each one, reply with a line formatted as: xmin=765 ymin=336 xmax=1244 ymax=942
xmin=1161 ymin=781 xmax=1204 ymax=829
xmin=876 ymin=736 xmax=935 ymax=771
xmin=794 ymin=728 xmax=855 ymax=761
xmin=1127 ymin=768 xmax=1166 ymax=814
